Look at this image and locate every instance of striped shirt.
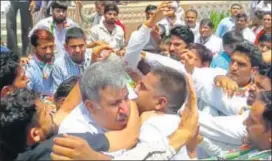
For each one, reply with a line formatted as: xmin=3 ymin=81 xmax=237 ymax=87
xmin=52 ymin=49 xmax=92 ymax=92
xmin=25 ymin=55 xmax=54 ymax=96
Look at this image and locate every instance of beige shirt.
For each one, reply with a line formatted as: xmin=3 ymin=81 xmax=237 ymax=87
xmin=88 ymin=22 xmax=125 ymax=50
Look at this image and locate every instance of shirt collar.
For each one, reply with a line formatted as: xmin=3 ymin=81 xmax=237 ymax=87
xmin=33 ymin=54 xmax=53 ymax=70
xmin=99 ymin=22 xmax=117 ymax=34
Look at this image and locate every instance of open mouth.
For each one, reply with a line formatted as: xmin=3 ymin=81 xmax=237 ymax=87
xmin=117 ymin=113 xmax=128 ymax=122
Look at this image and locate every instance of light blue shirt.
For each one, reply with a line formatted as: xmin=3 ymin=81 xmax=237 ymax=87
xmin=210 ymin=51 xmax=231 ymax=71
xmin=216 ymin=17 xmax=236 ymax=38
xmin=29 ymin=17 xmax=79 ymax=59
xmin=52 ymin=49 xmax=92 ymax=92
xmin=25 ymin=55 xmax=54 ymax=96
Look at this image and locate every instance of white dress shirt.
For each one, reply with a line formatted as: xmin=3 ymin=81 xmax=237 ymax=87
xmin=139 ymin=114 xmax=190 ymax=160
xmin=88 ymin=22 xmax=125 ymax=50
xmin=240 ymin=27 xmax=256 ymax=43
xmin=195 ymin=34 xmax=223 ymax=55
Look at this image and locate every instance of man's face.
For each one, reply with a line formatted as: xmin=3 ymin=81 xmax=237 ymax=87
xmin=236 ymin=17 xmax=247 ymax=30
xmin=35 ymin=40 xmax=55 ymax=63
xmin=230 ymin=5 xmax=241 ymax=17
xmin=86 ymin=87 xmax=130 ymax=131
xmin=13 ymin=65 xmax=29 ymax=89
xmin=258 ymin=41 xmax=272 ymax=53
xmin=185 ymin=11 xmax=197 ymax=28
xmin=169 ymin=35 xmax=187 ymax=60
xmin=247 ymin=73 xmax=271 ymax=105
xmin=65 ymin=38 xmax=86 ymax=64
xmin=243 ymin=99 xmax=271 ymax=150
xmin=95 ymin=3 xmax=104 ymax=15
xmin=263 ymin=14 xmax=272 ymax=30
xmin=52 ymin=8 xmax=67 ymax=24
xmin=199 ymin=24 xmax=213 ymax=38
xmin=227 ymin=51 xmax=252 ymax=87
xmin=104 ymin=11 xmax=118 ymax=25
xmin=135 ymin=73 xmax=162 ymax=114
xmin=146 ymin=10 xmax=156 ymax=20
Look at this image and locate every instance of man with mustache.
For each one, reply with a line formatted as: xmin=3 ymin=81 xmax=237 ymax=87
xmin=29 ymin=1 xmax=78 ymax=59
xmin=88 ymin=3 xmax=125 ymax=50
xmin=25 ymin=29 xmax=55 ymax=96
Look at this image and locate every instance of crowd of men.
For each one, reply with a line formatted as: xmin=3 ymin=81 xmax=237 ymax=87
xmin=0 ymin=0 xmax=271 ymax=160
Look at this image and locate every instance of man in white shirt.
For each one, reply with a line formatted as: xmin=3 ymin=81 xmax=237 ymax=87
xmin=233 ymin=13 xmax=256 ymax=43
xmin=88 ymin=3 xmax=125 ymax=50
xmin=181 ymin=9 xmax=200 ymax=37
xmin=29 ymin=1 xmax=79 ymax=59
xmin=195 ymin=19 xmax=222 ymax=55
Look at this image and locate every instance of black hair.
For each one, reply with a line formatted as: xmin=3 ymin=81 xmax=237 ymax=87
xmin=170 ymin=25 xmax=194 ymax=45
xmin=200 ymin=19 xmax=214 ymax=29
xmin=262 ymin=11 xmax=272 ymax=19
xmin=51 ymin=0 xmax=69 ymax=10
xmin=258 ymin=63 xmax=272 ymax=78
xmin=0 ymin=89 xmax=37 ymax=161
xmin=222 ymin=30 xmax=244 ymax=45
xmin=230 ymin=3 xmax=242 ymax=9
xmin=151 ymin=65 xmax=187 ymax=114
xmin=0 ymin=50 xmax=19 ymax=91
xmin=233 ymin=41 xmax=263 ymax=68
xmin=236 ymin=13 xmax=248 ymax=21
xmin=65 ymin=27 xmax=85 ymax=44
xmin=188 ymin=43 xmax=213 ymax=65
xmin=185 ymin=9 xmax=198 ymax=17
xmin=104 ymin=3 xmax=119 ymax=14
xmin=145 ymin=4 xmax=157 ymax=13
xmin=259 ymin=33 xmax=272 ymax=43
xmin=54 ymin=76 xmax=79 ymax=105
xmin=259 ymin=91 xmax=272 ymax=130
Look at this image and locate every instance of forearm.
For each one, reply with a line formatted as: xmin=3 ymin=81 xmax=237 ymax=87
xmin=105 ymin=101 xmax=140 ymax=152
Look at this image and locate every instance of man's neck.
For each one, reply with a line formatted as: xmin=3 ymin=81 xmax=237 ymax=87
xmin=103 ymin=21 xmax=115 ymax=33
xmin=56 ymin=23 xmax=64 ymax=30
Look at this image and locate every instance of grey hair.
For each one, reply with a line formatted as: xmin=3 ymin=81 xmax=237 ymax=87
xmin=80 ymin=58 xmax=128 ymax=102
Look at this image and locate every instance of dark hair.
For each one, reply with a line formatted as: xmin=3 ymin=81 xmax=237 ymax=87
xmin=236 ymin=13 xmax=248 ymax=21
xmin=104 ymin=3 xmax=119 ymax=14
xmin=0 ymin=50 xmax=19 ymax=91
xmin=65 ymin=27 xmax=85 ymax=44
xmin=259 ymin=91 xmax=272 ymax=130
xmin=188 ymin=43 xmax=213 ymax=65
xmin=151 ymin=65 xmax=187 ymax=114
xmin=158 ymin=24 xmax=167 ymax=38
xmin=258 ymin=63 xmax=272 ymax=78
xmin=262 ymin=11 xmax=272 ymax=19
xmin=233 ymin=41 xmax=263 ymax=68
xmin=0 ymin=89 xmax=37 ymax=161
xmin=170 ymin=25 xmax=194 ymax=45
xmin=200 ymin=19 xmax=214 ymax=29
xmin=145 ymin=4 xmax=157 ymax=12
xmin=185 ymin=9 xmax=198 ymax=17
xmin=222 ymin=30 xmax=244 ymax=45
xmin=254 ymin=10 xmax=264 ymax=19
xmin=231 ymin=3 xmax=242 ymax=9
xmin=30 ymin=29 xmax=55 ymax=47
xmin=51 ymin=0 xmax=68 ymax=10
xmin=259 ymin=33 xmax=272 ymax=43
xmin=54 ymin=76 xmax=79 ymax=104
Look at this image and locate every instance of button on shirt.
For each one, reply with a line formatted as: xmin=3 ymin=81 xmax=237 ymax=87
xmin=216 ymin=17 xmax=236 ymax=38
xmin=52 ymin=49 xmax=92 ymax=92
xmin=88 ymin=22 xmax=125 ymax=50
xmin=28 ymin=17 xmax=79 ymax=59
xmin=195 ymin=34 xmax=223 ymax=55
xmin=26 ymin=55 xmax=54 ymax=96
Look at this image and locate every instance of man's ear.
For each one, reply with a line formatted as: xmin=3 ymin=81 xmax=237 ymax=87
xmin=1 ymin=86 xmax=13 ymax=97
xmin=28 ymin=128 xmax=41 ymax=145
xmin=155 ymin=97 xmax=168 ymax=112
xmin=85 ymin=100 xmax=97 ymax=114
